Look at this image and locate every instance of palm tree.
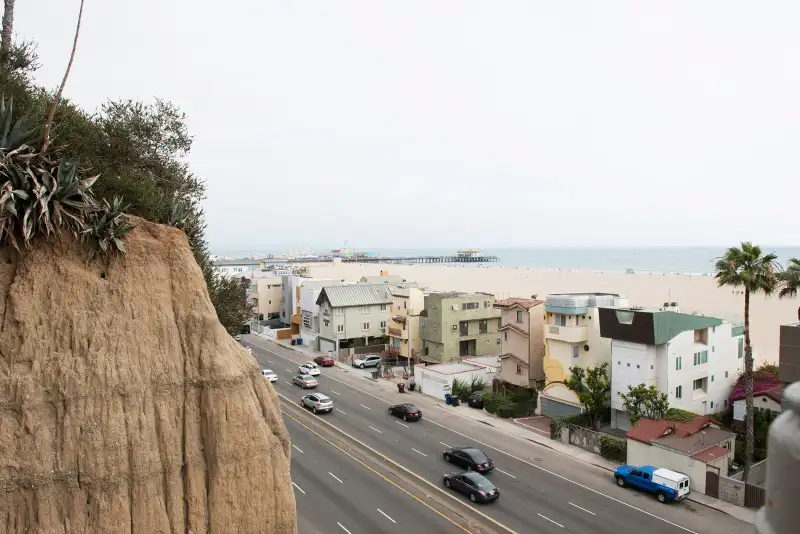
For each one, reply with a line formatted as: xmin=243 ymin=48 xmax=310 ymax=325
xmin=1 ymin=0 xmax=14 ymax=62
xmin=778 ymin=258 xmax=800 ymax=322
xmin=714 ymin=242 xmax=779 ymax=483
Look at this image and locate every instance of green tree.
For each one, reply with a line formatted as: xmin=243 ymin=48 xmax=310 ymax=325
xmin=209 ymin=276 xmax=252 ymax=336
xmin=777 ymin=257 xmax=800 ymax=322
xmin=564 ymin=363 xmax=610 ymax=429
xmin=621 ymin=384 xmax=669 ymax=426
xmin=714 ymin=242 xmax=779 ymax=482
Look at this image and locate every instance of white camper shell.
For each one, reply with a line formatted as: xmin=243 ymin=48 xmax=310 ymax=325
xmin=653 ymin=468 xmax=690 ymax=498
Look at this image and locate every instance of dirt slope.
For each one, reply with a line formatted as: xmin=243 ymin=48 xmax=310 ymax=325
xmin=0 ymin=217 xmax=297 ymax=533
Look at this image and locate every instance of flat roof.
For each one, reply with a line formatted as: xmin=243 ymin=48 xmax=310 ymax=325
xmin=421 ymin=362 xmax=482 ymax=375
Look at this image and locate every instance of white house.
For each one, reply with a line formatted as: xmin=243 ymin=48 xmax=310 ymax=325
xmin=316 ymin=284 xmax=393 ymax=354
xmin=599 ymin=304 xmax=744 ymax=431
xmin=731 ymin=384 xmax=782 ymax=431
xmin=626 ymin=416 xmax=735 ymax=494
xmin=299 ymin=279 xmax=348 ymax=335
xmin=413 ymin=361 xmax=492 ymax=401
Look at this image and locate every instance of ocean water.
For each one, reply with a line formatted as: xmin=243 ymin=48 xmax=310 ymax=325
xmin=214 ymin=246 xmax=800 ymax=275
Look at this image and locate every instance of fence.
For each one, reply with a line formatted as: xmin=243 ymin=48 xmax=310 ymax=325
xmin=707 ymin=470 xmax=766 ymax=508
xmin=729 ymin=459 xmax=768 ymax=486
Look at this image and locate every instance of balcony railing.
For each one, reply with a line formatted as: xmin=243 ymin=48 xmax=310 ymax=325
xmin=545 ymin=325 xmax=588 ymax=343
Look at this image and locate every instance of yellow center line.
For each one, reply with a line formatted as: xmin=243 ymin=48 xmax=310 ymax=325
xmin=283 ymin=410 xmax=476 ymax=534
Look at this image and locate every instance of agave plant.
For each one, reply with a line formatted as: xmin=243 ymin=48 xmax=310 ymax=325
xmin=84 ymin=196 xmax=134 ymax=258
xmin=0 ymin=96 xmax=132 ymax=257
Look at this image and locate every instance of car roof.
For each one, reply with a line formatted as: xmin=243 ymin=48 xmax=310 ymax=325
xmin=298 ymin=374 xmax=315 ymax=379
xmin=461 ymin=471 xmax=494 ymax=484
xmin=262 ymin=369 xmax=275 ymax=373
xmin=399 ymin=403 xmax=419 ymax=410
xmin=310 ymin=393 xmax=331 ymax=401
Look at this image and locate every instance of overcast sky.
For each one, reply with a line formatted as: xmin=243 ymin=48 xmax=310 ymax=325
xmin=16 ymin=1 xmax=800 ymax=251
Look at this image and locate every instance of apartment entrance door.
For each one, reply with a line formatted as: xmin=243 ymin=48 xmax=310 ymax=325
xmin=459 ymin=339 xmax=476 ymax=356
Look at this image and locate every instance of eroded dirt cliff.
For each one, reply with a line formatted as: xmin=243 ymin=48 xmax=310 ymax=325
xmin=0 ymin=217 xmax=297 ymax=533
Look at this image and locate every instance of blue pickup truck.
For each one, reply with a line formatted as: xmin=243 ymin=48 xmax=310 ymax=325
xmin=614 ymin=465 xmax=690 ymax=503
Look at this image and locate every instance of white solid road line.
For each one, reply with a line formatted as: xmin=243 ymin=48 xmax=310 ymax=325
xmin=495 ymin=468 xmax=516 ymax=479
xmin=569 ymin=502 xmax=596 ymax=515
xmin=337 ymin=522 xmax=353 ymax=534
xmin=292 ymin=444 xmax=304 ymax=454
xmin=360 ymin=404 xmax=372 ymax=410
xmin=538 ymin=513 xmax=564 ymax=528
xmin=396 ymin=421 xmax=409 ymax=428
xmin=369 ymin=426 xmax=383 ymax=434
xmin=329 ymin=472 xmax=344 ymax=484
xmin=377 ymin=509 xmax=397 ymax=524
xmin=331 ymin=391 xmax=341 ymax=395
xmin=412 ymin=448 xmax=427 ymax=457
xmin=292 ymin=482 xmax=305 ymax=495
xmin=336 ymin=408 xmax=347 ymax=415
xmin=440 ymin=442 xmax=451 ymax=448
xmin=251 ymin=337 xmax=699 ymax=534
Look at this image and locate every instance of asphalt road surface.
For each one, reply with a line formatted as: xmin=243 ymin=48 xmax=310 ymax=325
xmin=250 ymin=335 xmax=752 ymax=534
xmin=285 ymin=405 xmax=472 ymax=534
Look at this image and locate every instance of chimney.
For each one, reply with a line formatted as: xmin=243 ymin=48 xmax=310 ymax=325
xmin=701 ymin=431 xmax=706 ymax=445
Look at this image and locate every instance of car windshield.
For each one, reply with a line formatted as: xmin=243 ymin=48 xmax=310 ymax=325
xmin=464 ymin=473 xmax=494 ymax=489
xmin=302 ymin=375 xmax=314 ymax=380
xmin=405 ymin=405 xmax=419 ymax=413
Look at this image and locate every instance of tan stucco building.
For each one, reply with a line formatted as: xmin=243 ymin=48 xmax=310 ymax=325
xmin=494 ymin=298 xmax=546 ymax=389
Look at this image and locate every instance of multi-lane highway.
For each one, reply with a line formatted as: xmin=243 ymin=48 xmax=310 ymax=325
xmin=285 ymin=403 xmax=476 ymax=534
xmin=251 ymin=335 xmax=751 ymax=534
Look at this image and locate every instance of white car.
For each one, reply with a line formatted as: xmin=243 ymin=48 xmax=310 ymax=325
xmin=261 ymin=369 xmax=278 ymax=382
xmin=298 ymin=363 xmax=320 ymax=376
xmin=352 ymin=355 xmax=381 ymax=369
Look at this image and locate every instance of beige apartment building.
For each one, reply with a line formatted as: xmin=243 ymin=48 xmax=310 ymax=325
xmin=494 ymin=297 xmax=546 ymax=389
xmin=254 ymin=276 xmax=282 ymax=319
xmin=388 ymin=286 xmax=425 ymax=361
xmin=419 ymin=292 xmax=501 ymax=363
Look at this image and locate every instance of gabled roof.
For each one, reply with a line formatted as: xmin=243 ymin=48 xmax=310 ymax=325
xmin=626 ymin=416 xmax=736 ymax=458
xmin=500 ymin=353 xmax=529 ymax=367
xmin=316 ymin=284 xmax=393 ymax=308
xmin=499 ymin=323 xmax=529 ymax=337
xmin=730 ymin=381 xmax=783 ymax=403
xmin=625 ymin=416 xmax=713 ymax=444
xmin=494 ymin=297 xmax=544 ymax=310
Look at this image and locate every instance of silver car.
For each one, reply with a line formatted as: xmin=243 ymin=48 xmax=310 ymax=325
xmin=300 ymin=393 xmax=334 ymax=414
xmin=292 ymin=374 xmax=318 ymax=389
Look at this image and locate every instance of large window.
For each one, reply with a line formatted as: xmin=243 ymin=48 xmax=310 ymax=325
xmin=693 ymin=351 xmax=708 ymax=365
xmin=572 ymin=345 xmax=580 ymax=359
xmin=693 ymin=378 xmax=705 ymax=391
xmin=462 ymin=302 xmax=479 ymax=310
xmin=479 ymin=320 xmax=488 ymax=334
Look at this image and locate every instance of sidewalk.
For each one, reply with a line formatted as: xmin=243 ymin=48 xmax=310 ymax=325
xmin=251 ymin=334 xmax=757 ymax=525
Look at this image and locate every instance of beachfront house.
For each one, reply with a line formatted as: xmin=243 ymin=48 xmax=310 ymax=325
xmin=539 ymin=293 xmax=630 ymax=420
xmin=316 ymin=284 xmax=393 ymax=354
xmin=599 ymin=304 xmax=744 ymax=431
xmin=494 ymin=297 xmax=546 ymax=389
xmin=252 ymin=276 xmax=282 ymax=320
xmin=298 ymin=279 xmax=347 ymax=336
xmin=388 ymin=285 xmax=425 ymax=362
xmin=418 ymin=292 xmax=501 ymax=364
xmin=625 ymin=416 xmax=735 ymax=494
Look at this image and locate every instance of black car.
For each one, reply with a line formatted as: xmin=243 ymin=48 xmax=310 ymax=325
xmin=443 ymin=471 xmax=499 ymax=503
xmin=443 ymin=447 xmax=494 ymax=472
xmin=388 ymin=403 xmax=422 ymax=421
xmin=467 ymin=392 xmax=485 ymax=409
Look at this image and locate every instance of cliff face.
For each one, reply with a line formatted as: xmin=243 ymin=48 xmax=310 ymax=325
xmin=0 ymin=217 xmax=297 ymax=533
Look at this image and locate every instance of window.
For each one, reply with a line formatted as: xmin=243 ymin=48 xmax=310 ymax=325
xmin=627 ymin=363 xmax=630 ymax=367
xmin=642 ymin=473 xmax=650 ymax=480
xmin=516 ymin=310 xmax=524 ymax=323
xmin=496 ymin=338 xmax=501 ymax=345
xmin=725 ymin=371 xmax=729 ymax=378
xmin=479 ymin=320 xmax=488 ymax=334
xmin=693 ymin=351 xmax=708 ymax=365
xmin=361 ymin=306 xmax=369 ymax=314
xmin=636 ymin=364 xmax=640 ymax=369
xmin=711 ymin=375 xmax=715 ymax=382
xmin=712 ymin=346 xmax=715 ymax=352
xmin=724 ymin=399 xmax=728 ymax=408
xmin=337 ymin=325 xmax=343 ymax=333
xmin=362 ymin=322 xmax=370 ymax=330
xmin=504 ymin=331 xmax=508 ymax=341
xmin=516 ymin=364 xmax=522 ymax=375
xmin=324 ymin=319 xmax=329 ymax=327
xmin=675 ymin=385 xmax=683 ymax=398
xmin=484 ymin=301 xmax=490 ymax=308
xmin=738 ymin=338 xmax=744 ymax=359
xmin=572 ymin=345 xmax=580 ymax=358
xmin=711 ymin=401 xmax=715 ymax=409
xmin=693 ymin=378 xmax=705 ymax=390
xmin=380 ymin=304 xmax=387 ymax=311
xmin=380 ymin=321 xmax=386 ymax=328
xmin=462 ymin=302 xmax=479 ymax=310
xmin=404 ymin=301 xmax=407 ymax=309
xmin=335 ymin=307 xmax=344 ymax=316
xmin=424 ymin=346 xmax=429 ymax=356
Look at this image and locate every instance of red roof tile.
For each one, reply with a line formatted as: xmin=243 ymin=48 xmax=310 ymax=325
xmin=625 ymin=416 xmax=712 ymax=444
xmin=691 ymin=445 xmax=732 ymax=463
xmin=494 ymin=298 xmax=544 ymax=310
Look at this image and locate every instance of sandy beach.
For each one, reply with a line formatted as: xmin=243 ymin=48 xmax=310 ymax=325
xmin=308 ymin=263 xmax=798 ymax=364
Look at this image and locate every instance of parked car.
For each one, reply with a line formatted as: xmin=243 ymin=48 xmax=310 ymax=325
xmin=352 ymin=355 xmax=381 ymax=369
xmin=314 ymin=355 xmax=335 ymax=367
xmin=388 ymin=403 xmax=422 ymax=422
xmin=298 ymin=363 xmax=321 ymax=376
xmin=443 ymin=471 xmax=499 ymax=503
xmin=300 ymin=393 xmax=333 ymax=414
xmin=292 ymin=374 xmax=318 ymax=389
xmin=443 ymin=447 xmax=494 ymax=473
xmin=261 ymin=369 xmax=278 ymax=382
xmin=467 ymin=392 xmax=485 ymax=409
xmin=614 ymin=465 xmax=690 ymax=503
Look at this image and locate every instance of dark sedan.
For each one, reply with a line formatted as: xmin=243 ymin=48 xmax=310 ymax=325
xmin=388 ymin=403 xmax=422 ymax=421
xmin=443 ymin=471 xmax=499 ymax=503
xmin=443 ymin=447 xmax=494 ymax=472
xmin=467 ymin=392 xmax=485 ymax=409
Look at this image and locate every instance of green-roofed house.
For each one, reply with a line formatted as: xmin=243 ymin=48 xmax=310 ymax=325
xmin=598 ymin=304 xmax=745 ymax=431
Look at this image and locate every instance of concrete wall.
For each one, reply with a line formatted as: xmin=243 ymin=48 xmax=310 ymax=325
xmin=420 ymin=293 xmax=502 ymax=363
xmin=318 ymin=299 xmax=389 ymax=342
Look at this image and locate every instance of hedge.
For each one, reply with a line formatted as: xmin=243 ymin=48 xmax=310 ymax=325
xmin=599 ymin=435 xmax=627 ymax=462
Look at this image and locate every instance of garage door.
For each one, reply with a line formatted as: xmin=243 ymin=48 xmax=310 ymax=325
xmin=421 ymin=372 xmax=448 ymax=400
xmin=319 ymin=338 xmax=335 ymax=356
xmin=541 ymin=397 xmax=582 ymax=420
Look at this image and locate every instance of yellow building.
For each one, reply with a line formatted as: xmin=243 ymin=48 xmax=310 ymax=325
xmin=388 ymin=285 xmax=424 ymax=361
